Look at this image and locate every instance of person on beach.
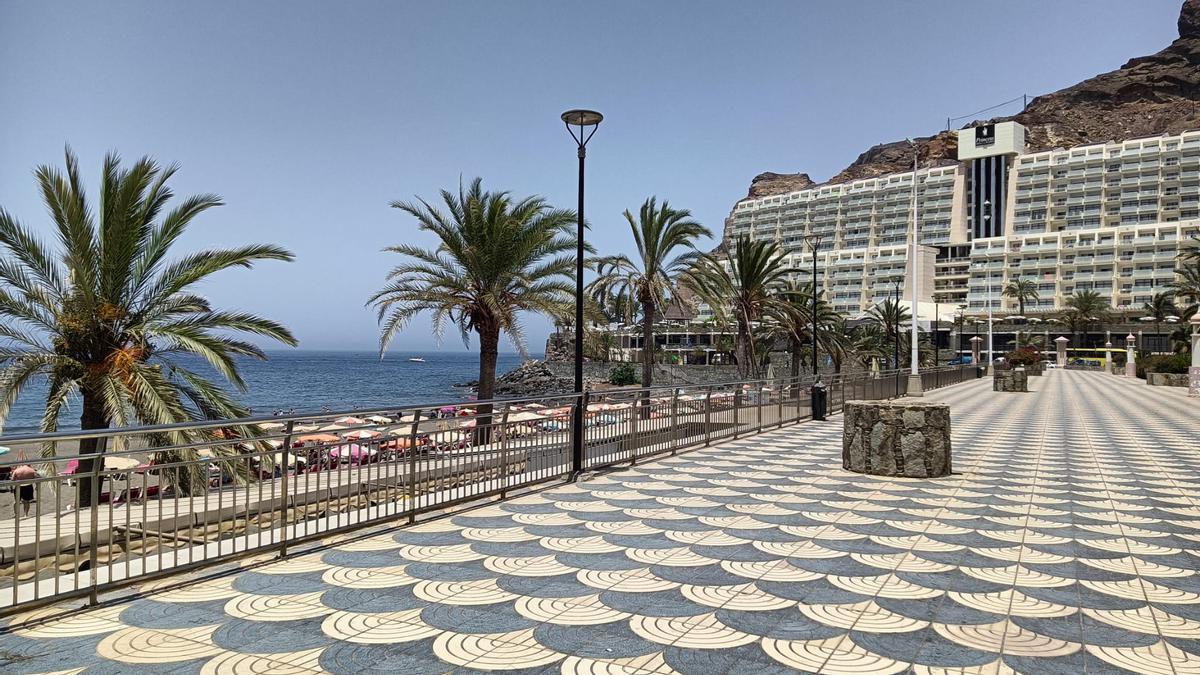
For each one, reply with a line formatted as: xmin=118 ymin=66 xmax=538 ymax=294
xmin=11 ymin=463 xmax=38 ymax=517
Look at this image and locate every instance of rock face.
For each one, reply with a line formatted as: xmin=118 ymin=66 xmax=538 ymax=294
xmin=842 ymin=401 xmax=952 ymax=479
xmin=493 ymin=360 xmax=575 ymax=397
xmin=544 ymin=333 xmax=572 ymax=363
xmin=993 ymin=370 xmax=1028 ymax=392
xmin=743 ymin=0 xmax=1200 ymax=198
xmin=745 ymin=171 xmax=817 ymax=199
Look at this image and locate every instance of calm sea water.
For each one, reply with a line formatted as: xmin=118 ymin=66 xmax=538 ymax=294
xmin=2 ymin=350 xmax=534 ymax=434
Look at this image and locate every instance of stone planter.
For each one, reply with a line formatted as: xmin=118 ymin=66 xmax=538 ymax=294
xmin=1146 ymin=372 xmax=1189 ymax=387
xmin=993 ymin=370 xmax=1028 ymax=392
xmin=842 ymin=401 xmax=951 ymax=478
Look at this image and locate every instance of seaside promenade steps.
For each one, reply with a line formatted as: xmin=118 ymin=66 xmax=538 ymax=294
xmin=0 ymin=367 xmax=976 ymax=614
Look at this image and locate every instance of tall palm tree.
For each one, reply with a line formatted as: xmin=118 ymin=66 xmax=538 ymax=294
xmin=773 ymin=280 xmax=841 ymax=381
xmin=588 ymin=198 xmax=710 ymax=391
xmin=370 ymin=178 xmax=578 ymax=440
xmin=1172 ymin=245 xmax=1200 ymax=307
xmin=683 ymin=235 xmax=796 ymax=379
xmin=0 ymin=149 xmax=297 ymax=502
xmin=1063 ymin=290 xmax=1110 ymax=349
xmin=867 ymin=297 xmax=910 ymax=368
xmin=1143 ymin=291 xmax=1177 ymax=353
xmin=1002 ymin=278 xmax=1039 ymax=316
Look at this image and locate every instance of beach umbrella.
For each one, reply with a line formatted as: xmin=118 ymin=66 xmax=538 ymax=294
xmin=63 ymin=459 xmax=79 ymax=475
xmin=0 ymin=446 xmax=10 ymax=456
xmin=342 ymin=429 xmax=380 ymax=440
xmin=334 ymin=416 xmax=367 ymax=425
xmin=298 ymin=433 xmax=341 ymax=444
xmin=319 ymin=424 xmax=348 ymax=432
xmin=292 ymin=424 xmax=319 ymax=433
xmin=439 ymin=406 xmax=457 ymax=414
xmin=366 ymin=415 xmax=392 ymax=424
xmin=259 ymin=422 xmax=286 ymax=431
xmin=329 ymin=444 xmax=375 ymax=463
xmin=508 ymin=411 xmax=545 ymax=422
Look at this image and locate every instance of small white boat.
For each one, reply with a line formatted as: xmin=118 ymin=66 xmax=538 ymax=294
xmin=408 ymin=357 xmax=426 ymax=363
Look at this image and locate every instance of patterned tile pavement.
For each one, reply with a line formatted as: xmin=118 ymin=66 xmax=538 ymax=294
xmin=2 ymin=370 xmax=1199 ymax=674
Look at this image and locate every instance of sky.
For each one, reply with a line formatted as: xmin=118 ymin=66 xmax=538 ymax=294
xmin=0 ymin=0 xmax=1184 ymax=353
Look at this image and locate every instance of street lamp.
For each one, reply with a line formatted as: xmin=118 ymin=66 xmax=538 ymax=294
xmin=801 ymin=235 xmax=824 ymax=378
xmin=892 ymin=280 xmax=901 ymax=370
xmin=802 ymin=235 xmax=825 ymax=420
xmin=561 ymin=108 xmax=602 ymax=479
xmin=906 ymin=139 xmax=923 ymax=395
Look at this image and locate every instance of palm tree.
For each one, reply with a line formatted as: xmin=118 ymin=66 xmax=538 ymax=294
xmin=867 ymin=297 xmax=910 ymax=368
xmin=773 ymin=280 xmax=841 ymax=381
xmin=683 ymin=235 xmax=796 ymax=379
xmin=370 ymin=178 xmax=578 ymax=440
xmin=1143 ymin=291 xmax=1177 ymax=353
xmin=1002 ymin=278 xmax=1039 ymax=316
xmin=0 ymin=149 xmax=297 ymax=503
xmin=1063 ymin=290 xmax=1110 ymax=349
xmin=588 ymin=198 xmax=710 ymax=392
xmin=1172 ymin=246 xmax=1200 ymax=307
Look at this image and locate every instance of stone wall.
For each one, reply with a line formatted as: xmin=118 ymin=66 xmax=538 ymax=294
xmin=842 ymin=401 xmax=952 ymax=478
xmin=544 ymin=362 xmax=743 ymax=387
xmin=1147 ymin=372 xmax=1190 ymax=387
xmin=993 ymin=370 xmax=1028 ymax=392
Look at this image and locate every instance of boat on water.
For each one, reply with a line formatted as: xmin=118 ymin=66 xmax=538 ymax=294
xmin=408 ymin=357 xmax=426 ymax=363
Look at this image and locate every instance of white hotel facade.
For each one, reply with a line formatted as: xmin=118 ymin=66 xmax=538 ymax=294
xmin=724 ymin=122 xmax=1200 ymax=317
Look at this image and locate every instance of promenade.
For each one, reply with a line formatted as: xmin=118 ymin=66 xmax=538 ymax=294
xmin=2 ymin=369 xmax=1198 ymax=674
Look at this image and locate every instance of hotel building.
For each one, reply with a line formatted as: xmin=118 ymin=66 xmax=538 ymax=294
xmin=724 ymin=122 xmax=1200 ymax=317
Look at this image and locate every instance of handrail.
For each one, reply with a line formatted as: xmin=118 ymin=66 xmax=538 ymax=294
xmin=0 ymin=364 xmax=978 ymax=615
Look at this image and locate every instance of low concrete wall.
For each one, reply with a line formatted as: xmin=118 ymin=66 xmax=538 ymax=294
xmin=1147 ymin=372 xmax=1189 ymax=387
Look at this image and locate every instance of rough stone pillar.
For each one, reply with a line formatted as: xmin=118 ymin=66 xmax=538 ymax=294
xmin=1126 ymin=334 xmax=1137 ymax=378
xmin=1105 ymin=342 xmax=1113 ymax=375
xmin=970 ymin=336 xmax=982 ymax=366
xmin=1054 ymin=336 xmax=1069 ymax=368
xmin=1190 ymin=314 xmax=1200 ymax=398
xmin=842 ymin=401 xmax=951 ymax=478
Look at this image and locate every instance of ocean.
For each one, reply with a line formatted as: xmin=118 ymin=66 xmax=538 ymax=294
xmin=1 ymin=350 xmax=535 ymax=435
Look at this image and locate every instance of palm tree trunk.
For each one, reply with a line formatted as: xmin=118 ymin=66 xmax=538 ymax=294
xmin=475 ymin=326 xmax=500 ymax=445
xmin=735 ymin=320 xmax=753 ymax=379
xmin=75 ymin=385 xmax=108 ymax=508
xmin=639 ymin=301 xmax=655 ymax=419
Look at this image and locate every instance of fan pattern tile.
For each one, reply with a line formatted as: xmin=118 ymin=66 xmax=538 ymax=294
xmin=3 ymin=370 xmax=1200 ymax=674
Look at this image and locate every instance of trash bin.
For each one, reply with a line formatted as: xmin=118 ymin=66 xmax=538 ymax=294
xmin=975 ymin=366 xmax=986 ymax=379
xmin=811 ymin=382 xmax=827 ymax=421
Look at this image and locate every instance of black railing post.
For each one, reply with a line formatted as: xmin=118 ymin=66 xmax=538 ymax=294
xmin=704 ymin=386 xmax=713 ymax=446
xmin=87 ymin=435 xmax=107 ymax=606
xmin=407 ymin=409 xmax=421 ymax=524
xmin=279 ymin=420 xmax=294 ymax=558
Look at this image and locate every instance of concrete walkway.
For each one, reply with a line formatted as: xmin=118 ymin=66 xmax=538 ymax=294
xmin=1 ymin=370 xmax=1198 ymax=674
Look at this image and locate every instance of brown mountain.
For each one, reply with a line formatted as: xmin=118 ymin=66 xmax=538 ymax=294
xmin=744 ymin=0 xmax=1200 ymax=199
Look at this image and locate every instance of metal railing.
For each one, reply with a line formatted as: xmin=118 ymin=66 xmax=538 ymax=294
xmin=0 ymin=365 xmax=977 ymax=614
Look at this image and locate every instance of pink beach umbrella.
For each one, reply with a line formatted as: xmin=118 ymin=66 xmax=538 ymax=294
xmin=329 ymin=444 xmax=374 ymax=463
xmin=342 ymin=429 xmax=380 ymax=440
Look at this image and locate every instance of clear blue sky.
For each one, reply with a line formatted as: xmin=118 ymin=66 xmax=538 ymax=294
xmin=0 ymin=0 xmax=1182 ymax=353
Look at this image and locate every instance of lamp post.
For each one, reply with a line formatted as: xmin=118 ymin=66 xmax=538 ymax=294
xmin=892 ymin=280 xmax=901 ymax=370
xmin=802 ymin=235 xmax=823 ymax=378
xmin=803 ymin=235 xmax=825 ymax=420
xmin=561 ymin=108 xmax=602 ymax=479
xmin=906 ymin=139 xmax=923 ymax=395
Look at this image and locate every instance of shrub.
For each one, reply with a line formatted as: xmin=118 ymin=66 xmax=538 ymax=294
xmin=1005 ymin=346 xmax=1040 ymax=367
xmin=609 ymin=363 xmax=639 ymax=386
xmin=1141 ymin=353 xmax=1191 ymax=378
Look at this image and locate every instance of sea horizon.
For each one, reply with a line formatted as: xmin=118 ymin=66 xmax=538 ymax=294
xmin=1 ymin=350 xmax=542 ymax=435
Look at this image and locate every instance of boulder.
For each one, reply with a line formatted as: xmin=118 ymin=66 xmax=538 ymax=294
xmin=842 ymin=401 xmax=951 ymax=479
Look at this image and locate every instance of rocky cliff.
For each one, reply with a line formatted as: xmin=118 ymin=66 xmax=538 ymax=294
xmin=743 ymin=0 xmax=1200 ymax=199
